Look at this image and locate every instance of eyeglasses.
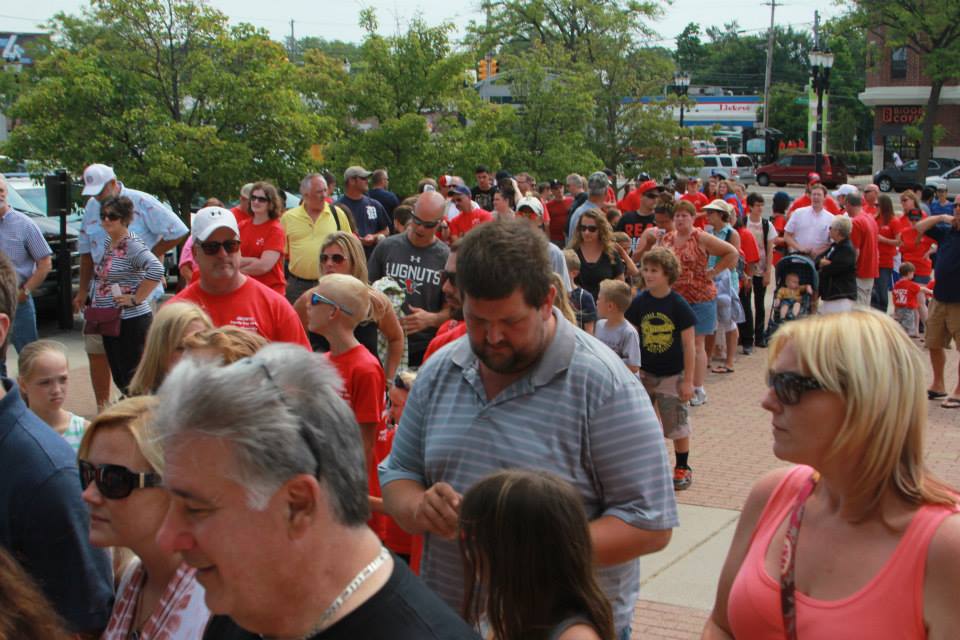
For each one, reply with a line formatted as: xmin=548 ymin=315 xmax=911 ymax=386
xmin=311 ymin=292 xmax=353 ymax=316
xmin=579 ymin=225 xmax=599 ymax=233
xmin=353 ymin=176 xmax=369 ymax=182
xmin=79 ymin=460 xmax=162 ymax=500
xmin=320 ymin=254 xmax=347 ymax=265
xmin=199 ymin=239 xmax=241 ymax=255
xmin=250 ymin=194 xmax=270 ymax=203
xmin=441 ymin=270 xmax=456 ymax=287
xmin=100 ymin=212 xmax=123 ymax=221
xmin=766 ymin=370 xmax=822 ymax=405
xmin=411 ymin=214 xmax=441 ymax=229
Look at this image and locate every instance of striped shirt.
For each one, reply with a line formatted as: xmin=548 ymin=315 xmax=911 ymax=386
xmin=92 ymin=233 xmax=164 ymax=319
xmin=0 ymin=208 xmax=52 ymax=286
xmin=380 ymin=309 xmax=679 ymax=632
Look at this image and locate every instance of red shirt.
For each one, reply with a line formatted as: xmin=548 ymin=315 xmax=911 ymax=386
xmin=239 ymin=217 xmax=286 ymax=294
xmin=171 ymin=277 xmax=310 ymax=347
xmin=771 ymin=215 xmax=788 ymax=266
xmin=230 ymin=205 xmax=249 ymax=224
xmin=546 ymin=197 xmax=572 ymax=242
xmin=862 ymin=201 xmax=878 ymax=216
xmin=375 ymin=423 xmax=414 ymax=555
xmin=893 ymin=279 xmax=922 ymax=309
xmin=738 ymin=227 xmax=761 ymax=265
xmin=447 ymin=208 xmax=493 ymax=240
xmin=681 ymin=192 xmax=709 ymax=211
xmin=328 ymin=344 xmax=385 ymax=425
xmin=876 ymin=215 xmax=905 ymax=269
xmin=850 ymin=214 xmax=880 ymax=279
xmin=788 ymin=194 xmax=842 ymax=215
xmin=899 ymin=215 xmax=935 ymax=277
xmin=423 ymin=320 xmax=467 ymax=362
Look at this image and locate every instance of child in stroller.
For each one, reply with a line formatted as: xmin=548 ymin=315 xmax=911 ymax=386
xmin=774 ymin=272 xmax=813 ymax=321
xmin=765 ymin=253 xmax=818 ymax=341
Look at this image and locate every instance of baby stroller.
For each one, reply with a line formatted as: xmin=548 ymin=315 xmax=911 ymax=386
xmin=764 ymin=254 xmax=819 ymax=342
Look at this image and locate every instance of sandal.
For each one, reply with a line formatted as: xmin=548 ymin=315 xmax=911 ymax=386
xmin=711 ymin=365 xmax=735 ymax=374
xmin=928 ymin=390 xmax=947 ymax=400
xmin=941 ymin=397 xmax=960 ymax=409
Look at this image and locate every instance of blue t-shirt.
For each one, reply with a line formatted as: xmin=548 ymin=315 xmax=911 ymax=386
xmin=336 ymin=195 xmax=392 ymax=240
xmin=368 ymin=187 xmax=400 ymax=218
xmin=926 ymin=222 xmax=960 ymax=302
xmin=0 ymin=379 xmax=113 ymax=632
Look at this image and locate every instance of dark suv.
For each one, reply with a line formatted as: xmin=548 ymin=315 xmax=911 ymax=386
xmin=755 ymin=154 xmax=848 ymax=188
xmin=873 ymin=158 xmax=960 ymax=193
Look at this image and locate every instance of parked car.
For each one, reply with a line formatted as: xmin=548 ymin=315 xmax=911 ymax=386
xmin=926 ymin=165 xmax=960 ymax=199
xmin=5 ymin=176 xmax=85 ymax=223
xmin=690 ymin=140 xmax=718 ymax=155
xmin=687 ymin=154 xmax=755 ymax=185
xmin=874 ymin=157 xmax=960 ymax=193
xmin=4 ymin=180 xmax=81 ymax=303
xmin=755 ymin=154 xmax=848 ymax=188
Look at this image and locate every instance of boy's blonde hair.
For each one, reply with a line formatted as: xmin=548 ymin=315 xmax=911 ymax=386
xmin=598 ymin=279 xmax=632 ymax=312
xmin=612 ymin=231 xmax=630 ymax=245
xmin=641 ymin=247 xmax=681 ymax=285
xmin=563 ymin=249 xmax=581 ymax=273
xmin=316 ymin=274 xmax=371 ymax=326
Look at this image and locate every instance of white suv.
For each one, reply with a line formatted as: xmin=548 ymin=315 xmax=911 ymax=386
xmin=687 ymin=154 xmax=756 ymax=185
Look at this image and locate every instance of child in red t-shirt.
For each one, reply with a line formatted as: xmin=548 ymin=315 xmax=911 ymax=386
xmin=306 ymin=274 xmax=386 ymax=530
xmin=377 ymin=370 xmax=419 ymax=568
xmin=892 ymin=262 xmax=923 ymax=337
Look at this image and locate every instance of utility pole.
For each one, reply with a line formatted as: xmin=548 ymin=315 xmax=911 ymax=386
xmin=289 ymin=20 xmax=296 ymax=61
xmin=813 ymin=10 xmax=820 ymax=50
xmin=762 ymin=0 xmax=777 ymax=131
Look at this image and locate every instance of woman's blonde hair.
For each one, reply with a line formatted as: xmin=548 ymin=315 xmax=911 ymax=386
xmin=768 ymin=310 xmax=955 ymax=521
xmin=17 ymin=339 xmax=68 ymax=380
xmin=129 ymin=302 xmax=213 ymax=396
xmin=321 ymin=232 xmax=369 ymax=283
xmin=568 ymin=209 xmax=617 ymax=261
xmin=78 ymin=396 xmax=162 ymax=473
xmin=181 ymin=326 xmax=268 ymax=365
xmin=550 ymin=272 xmax=577 ymax=324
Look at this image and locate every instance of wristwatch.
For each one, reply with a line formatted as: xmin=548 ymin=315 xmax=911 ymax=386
xmin=20 ymin=285 xmax=30 ymax=297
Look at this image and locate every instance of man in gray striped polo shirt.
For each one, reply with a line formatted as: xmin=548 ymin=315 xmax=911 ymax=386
xmin=382 ymin=220 xmax=678 ymax=638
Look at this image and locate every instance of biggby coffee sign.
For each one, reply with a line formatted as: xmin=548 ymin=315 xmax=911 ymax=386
xmin=880 ymin=106 xmax=924 ymax=124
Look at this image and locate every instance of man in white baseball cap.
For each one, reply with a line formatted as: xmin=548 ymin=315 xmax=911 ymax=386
xmin=169 ymin=207 xmax=309 ymax=347
xmin=74 ymin=163 xmax=188 ymax=410
xmin=516 ymin=195 xmax=572 ymax=290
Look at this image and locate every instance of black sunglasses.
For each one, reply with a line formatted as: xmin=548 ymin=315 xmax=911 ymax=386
xmin=394 ymin=374 xmax=411 ymax=391
xmin=411 ymin=214 xmax=441 ymax=229
xmin=249 ymin=194 xmax=270 ymax=203
xmin=199 ymin=239 xmax=241 ymax=255
xmin=580 ymin=225 xmax=599 ymax=232
xmin=311 ymin=292 xmax=353 ymax=316
xmin=441 ymin=270 xmax=456 ymax=287
xmin=100 ymin=212 xmax=123 ymax=221
xmin=766 ymin=370 xmax=822 ymax=405
xmin=320 ymin=254 xmax=347 ymax=265
xmin=79 ymin=460 xmax=162 ymax=500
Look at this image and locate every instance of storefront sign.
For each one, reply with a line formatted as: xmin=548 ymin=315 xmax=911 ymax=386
xmin=880 ymin=106 xmax=924 ymax=124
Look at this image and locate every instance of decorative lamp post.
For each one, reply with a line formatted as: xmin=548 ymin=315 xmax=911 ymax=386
xmin=809 ymin=49 xmax=834 ymax=176
xmin=672 ymin=71 xmax=692 ymax=157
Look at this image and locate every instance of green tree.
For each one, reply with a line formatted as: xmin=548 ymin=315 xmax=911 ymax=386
xmin=848 ymin=0 xmax=960 ymax=180
xmin=4 ymin=0 xmax=322 ymax=218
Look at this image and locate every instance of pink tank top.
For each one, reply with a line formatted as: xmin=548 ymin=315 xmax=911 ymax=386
xmin=728 ymin=465 xmax=957 ymax=639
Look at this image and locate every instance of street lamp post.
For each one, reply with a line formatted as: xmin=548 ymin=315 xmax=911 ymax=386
xmin=809 ymin=49 xmax=834 ymax=177
xmin=673 ymin=71 xmax=691 ymax=158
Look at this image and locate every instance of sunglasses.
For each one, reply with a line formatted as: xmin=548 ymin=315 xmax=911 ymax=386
xmin=411 ymin=214 xmax=441 ymax=229
xmin=320 ymin=254 xmax=347 ymax=265
xmin=199 ymin=239 xmax=241 ymax=255
xmin=766 ymin=371 xmax=822 ymax=405
xmin=441 ymin=270 xmax=456 ymax=287
xmin=393 ymin=374 xmax=411 ymax=391
xmin=580 ymin=225 xmax=599 ymax=232
xmin=311 ymin=292 xmax=353 ymax=316
xmin=250 ymin=194 xmax=270 ymax=203
xmin=79 ymin=460 xmax=162 ymax=500
xmin=100 ymin=212 xmax=123 ymax=221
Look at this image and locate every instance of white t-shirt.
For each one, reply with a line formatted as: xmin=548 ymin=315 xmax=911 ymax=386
xmin=784 ymin=206 xmax=833 ymax=254
xmin=595 ymin=319 xmax=642 ymax=370
xmin=747 ymin=217 xmax=779 ymax=271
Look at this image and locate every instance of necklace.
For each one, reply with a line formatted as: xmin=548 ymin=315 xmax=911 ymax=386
xmin=261 ymin=546 xmax=390 ymax=640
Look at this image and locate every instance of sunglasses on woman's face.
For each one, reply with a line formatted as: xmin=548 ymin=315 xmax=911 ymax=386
xmin=79 ymin=460 xmax=162 ymax=500
xmin=199 ymin=239 xmax=241 ymax=255
xmin=766 ymin=370 xmax=822 ymax=405
xmin=100 ymin=212 xmax=123 ymax=221
xmin=320 ymin=253 xmax=347 ymax=265
xmin=249 ymin=194 xmax=270 ymax=203
xmin=580 ymin=225 xmax=599 ymax=233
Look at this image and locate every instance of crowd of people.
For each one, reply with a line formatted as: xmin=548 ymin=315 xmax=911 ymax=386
xmin=0 ymin=160 xmax=958 ymax=639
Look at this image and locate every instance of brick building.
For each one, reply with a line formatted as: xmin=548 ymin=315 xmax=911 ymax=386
xmin=858 ymin=33 xmax=960 ymax=173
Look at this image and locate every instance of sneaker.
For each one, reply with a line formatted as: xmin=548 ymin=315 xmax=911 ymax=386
xmin=741 ymin=345 xmax=753 ymax=355
xmin=673 ymin=466 xmax=693 ymax=491
xmin=690 ymin=387 xmax=707 ymax=406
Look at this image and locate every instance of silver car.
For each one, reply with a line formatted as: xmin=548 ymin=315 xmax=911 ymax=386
xmin=688 ymin=154 xmax=756 ymax=185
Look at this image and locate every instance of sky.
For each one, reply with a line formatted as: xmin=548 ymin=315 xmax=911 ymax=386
xmin=1 ymin=0 xmax=847 ymax=48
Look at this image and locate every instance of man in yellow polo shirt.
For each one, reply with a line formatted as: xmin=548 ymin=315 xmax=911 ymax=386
xmin=281 ymin=173 xmax=351 ymax=305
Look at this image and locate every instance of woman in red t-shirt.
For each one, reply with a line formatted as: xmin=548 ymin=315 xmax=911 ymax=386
xmin=238 ymin=181 xmax=287 ymax=294
xmin=897 ymin=191 xmax=936 ymax=284
xmin=873 ymin=194 xmax=904 ymax=311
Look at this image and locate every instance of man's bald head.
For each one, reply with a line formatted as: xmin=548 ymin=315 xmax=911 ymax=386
xmin=415 ymin=190 xmax=447 ymax=219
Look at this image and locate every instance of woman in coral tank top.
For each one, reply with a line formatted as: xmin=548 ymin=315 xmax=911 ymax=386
xmin=703 ymin=310 xmax=960 ymax=639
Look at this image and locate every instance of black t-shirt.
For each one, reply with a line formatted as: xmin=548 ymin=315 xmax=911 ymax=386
xmin=575 ymin=248 xmax=625 ymax=301
xmin=625 ymin=290 xmax=696 ymax=377
xmin=202 ymin=555 xmax=480 ymax=640
xmin=470 ymin=185 xmax=497 ymax=212
xmin=368 ymin=188 xmax=400 ymax=218
xmin=336 ymin=195 xmax=392 ymax=254
xmin=615 ymin=212 xmax=656 ymax=253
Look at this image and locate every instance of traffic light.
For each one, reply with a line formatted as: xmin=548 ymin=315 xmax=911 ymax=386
xmin=477 ymin=61 xmax=487 ymax=81
xmin=490 ymin=58 xmax=498 ymax=76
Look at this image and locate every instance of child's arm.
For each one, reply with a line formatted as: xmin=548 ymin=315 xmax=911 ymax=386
xmin=584 ymin=320 xmax=595 ymax=335
xmin=679 ymin=325 xmax=695 ymax=402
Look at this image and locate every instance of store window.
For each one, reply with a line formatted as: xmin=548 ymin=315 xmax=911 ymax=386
xmin=890 ymin=47 xmax=907 ymax=80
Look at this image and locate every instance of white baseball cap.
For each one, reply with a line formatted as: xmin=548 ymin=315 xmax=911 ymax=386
xmin=192 ymin=206 xmax=240 ymax=242
xmin=81 ymin=163 xmax=117 ymax=196
xmin=516 ymin=195 xmax=544 ymax=217
xmin=832 ymin=184 xmax=859 ymax=198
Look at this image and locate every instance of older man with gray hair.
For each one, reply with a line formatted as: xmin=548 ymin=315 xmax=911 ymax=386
xmin=154 ymin=344 xmax=478 ymax=640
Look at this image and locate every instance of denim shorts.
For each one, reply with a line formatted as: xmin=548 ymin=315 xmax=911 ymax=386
xmin=690 ymin=299 xmax=718 ymax=336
